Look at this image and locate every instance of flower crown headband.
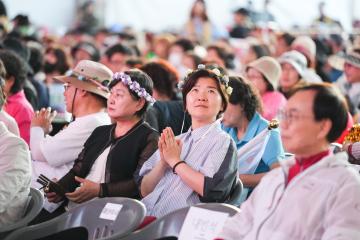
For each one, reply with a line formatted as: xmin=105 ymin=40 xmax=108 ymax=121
xmin=112 ymin=72 xmax=156 ymax=104
xmin=177 ymin=64 xmax=233 ymax=95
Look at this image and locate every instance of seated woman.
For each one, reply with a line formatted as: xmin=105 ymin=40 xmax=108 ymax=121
xmin=222 ymin=76 xmax=285 ymax=202
xmin=278 ymin=50 xmax=308 ymax=99
xmin=46 ymin=70 xmax=159 ymax=207
xmin=140 ymin=64 xmax=238 ymax=218
xmin=0 ymin=76 xmax=31 ymax=226
xmin=0 ymin=60 xmax=19 ymax=136
xmin=246 ymin=56 xmax=287 ymax=121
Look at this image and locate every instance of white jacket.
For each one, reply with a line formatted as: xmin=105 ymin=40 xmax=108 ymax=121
xmin=0 ymin=122 xmax=31 ymax=226
xmin=218 ymin=152 xmax=360 ymax=240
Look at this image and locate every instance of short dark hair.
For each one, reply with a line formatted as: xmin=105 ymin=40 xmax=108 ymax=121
xmin=279 ymin=33 xmax=295 ymax=47
xmin=0 ymin=59 xmax=6 ymax=109
xmin=140 ymin=60 xmax=179 ymax=100
xmin=0 ymin=49 xmax=27 ymax=94
xmin=172 ymin=38 xmax=194 ymax=52
xmin=228 ymin=76 xmax=262 ymax=121
xmin=29 ymin=45 xmax=44 ymax=74
xmin=293 ymin=83 xmax=348 ymax=143
xmin=104 ymin=43 xmax=133 ymax=60
xmin=182 ymin=65 xmax=229 ymax=118
xmin=250 ymin=44 xmax=271 ymax=59
xmin=206 ymin=45 xmax=234 ymax=69
xmin=71 ymin=41 xmax=100 ymax=61
xmin=109 ymin=69 xmax=153 ymax=118
xmin=45 ymin=46 xmax=70 ymax=74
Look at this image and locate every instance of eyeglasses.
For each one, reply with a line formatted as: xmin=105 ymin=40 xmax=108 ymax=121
xmin=63 ymin=83 xmax=70 ymax=91
xmin=277 ymin=109 xmax=314 ymax=123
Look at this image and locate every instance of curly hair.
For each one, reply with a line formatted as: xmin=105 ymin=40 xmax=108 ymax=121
xmin=228 ymin=76 xmax=263 ymax=121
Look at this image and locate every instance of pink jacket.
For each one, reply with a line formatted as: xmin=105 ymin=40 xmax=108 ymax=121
xmin=4 ymin=90 xmax=34 ymax=145
xmin=261 ymin=91 xmax=287 ymax=121
xmin=217 ymin=152 xmax=360 ymax=240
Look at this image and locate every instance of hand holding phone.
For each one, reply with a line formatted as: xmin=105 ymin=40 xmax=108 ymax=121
xmin=36 ymin=174 xmax=68 ymax=197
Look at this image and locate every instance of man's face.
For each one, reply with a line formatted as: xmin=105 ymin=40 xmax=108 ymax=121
xmin=107 ymin=53 xmax=128 ymax=73
xmin=344 ymin=62 xmax=360 ymax=83
xmin=63 ymin=83 xmax=78 ymax=113
xmin=280 ymin=90 xmax=328 ymax=155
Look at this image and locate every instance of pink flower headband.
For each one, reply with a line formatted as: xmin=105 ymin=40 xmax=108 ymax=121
xmin=112 ymin=72 xmax=156 ymax=104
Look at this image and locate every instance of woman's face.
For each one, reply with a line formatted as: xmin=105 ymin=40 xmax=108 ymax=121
xmin=192 ymin=1 xmax=205 ymax=17
xmin=280 ymin=63 xmax=300 ymax=90
xmin=246 ymin=68 xmax=268 ymax=95
xmin=107 ymin=82 xmax=144 ymax=120
xmin=241 ymin=47 xmax=257 ymax=65
xmin=186 ymin=77 xmax=223 ymax=125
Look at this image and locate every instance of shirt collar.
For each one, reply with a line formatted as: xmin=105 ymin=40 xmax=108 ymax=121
xmin=241 ymin=112 xmax=262 ymax=142
xmin=6 ymin=90 xmax=26 ymax=102
xmin=187 ymin=120 xmax=221 ymax=142
xmin=0 ymin=122 xmax=8 ymax=137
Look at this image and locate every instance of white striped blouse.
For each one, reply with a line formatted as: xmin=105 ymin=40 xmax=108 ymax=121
xmin=140 ymin=120 xmax=237 ymax=217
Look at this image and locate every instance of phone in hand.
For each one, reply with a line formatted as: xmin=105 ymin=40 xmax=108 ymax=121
xmin=36 ymin=174 xmax=68 ymax=197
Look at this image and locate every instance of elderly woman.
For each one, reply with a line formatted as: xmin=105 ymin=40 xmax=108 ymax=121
xmin=47 ymin=69 xmax=159 ymax=207
xmin=278 ymin=50 xmax=308 ymax=99
xmin=222 ymin=76 xmax=285 ymax=202
xmin=246 ymin=56 xmax=287 ymax=121
xmin=140 ymin=64 xmax=238 ymax=217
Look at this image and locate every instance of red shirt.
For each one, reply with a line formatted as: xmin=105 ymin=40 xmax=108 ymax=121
xmin=287 ymin=150 xmax=330 ymax=184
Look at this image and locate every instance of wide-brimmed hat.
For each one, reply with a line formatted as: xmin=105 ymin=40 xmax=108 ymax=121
xmin=246 ymin=56 xmax=282 ymax=90
xmin=278 ymin=50 xmax=307 ymax=77
xmin=54 ymin=60 xmax=113 ymax=99
xmin=292 ymin=35 xmax=316 ymax=61
xmin=328 ymin=50 xmax=360 ymax=71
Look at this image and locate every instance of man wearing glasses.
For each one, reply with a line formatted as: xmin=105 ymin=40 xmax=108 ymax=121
xmin=30 ymin=60 xmax=112 ymax=213
xmin=217 ymin=83 xmax=360 ymax=240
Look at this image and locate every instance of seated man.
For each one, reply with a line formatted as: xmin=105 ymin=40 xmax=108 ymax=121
xmin=217 ymin=83 xmax=360 ymax=239
xmin=30 ymin=60 xmax=112 ymax=192
xmin=222 ymin=76 xmax=284 ymax=202
xmin=0 ymin=80 xmax=31 ymax=226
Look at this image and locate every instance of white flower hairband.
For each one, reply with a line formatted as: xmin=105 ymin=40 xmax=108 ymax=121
xmin=178 ymin=64 xmax=233 ymax=95
xmin=112 ymin=72 xmax=156 ymax=104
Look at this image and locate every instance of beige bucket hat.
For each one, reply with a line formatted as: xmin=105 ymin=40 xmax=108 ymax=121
xmin=54 ymin=60 xmax=113 ymax=99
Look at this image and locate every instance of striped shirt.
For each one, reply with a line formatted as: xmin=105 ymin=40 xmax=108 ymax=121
xmin=140 ymin=121 xmax=237 ymax=217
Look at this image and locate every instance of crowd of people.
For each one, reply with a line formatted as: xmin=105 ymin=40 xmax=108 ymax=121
xmin=0 ymin=0 xmax=360 ymax=239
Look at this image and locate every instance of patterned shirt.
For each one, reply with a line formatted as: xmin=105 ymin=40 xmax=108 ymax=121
xmin=140 ymin=121 xmax=237 ymax=217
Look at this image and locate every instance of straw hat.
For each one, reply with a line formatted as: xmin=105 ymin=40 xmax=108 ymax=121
xmin=328 ymin=50 xmax=360 ymax=71
xmin=54 ymin=60 xmax=113 ymax=99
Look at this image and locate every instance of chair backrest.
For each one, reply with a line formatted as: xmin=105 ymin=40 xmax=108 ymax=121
xmin=330 ymin=142 xmax=343 ymax=154
xmin=5 ymin=197 xmax=146 ymax=240
xmin=0 ymin=188 xmax=44 ymax=238
xmin=224 ymin=178 xmax=243 ymax=207
xmin=118 ymin=203 xmax=240 ymax=240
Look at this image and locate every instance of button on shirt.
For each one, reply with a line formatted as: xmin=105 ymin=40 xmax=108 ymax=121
xmin=140 ymin=121 xmax=234 ymax=217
